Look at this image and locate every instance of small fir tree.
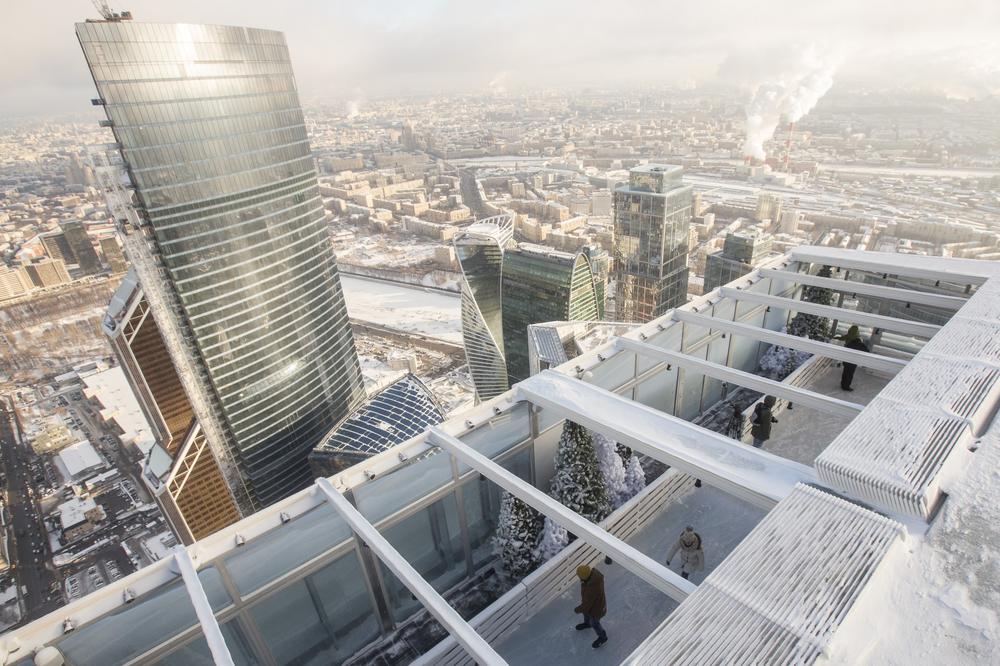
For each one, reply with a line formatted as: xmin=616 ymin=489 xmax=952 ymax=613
xmin=536 ymin=516 xmax=569 ymax=561
xmin=550 ymin=421 xmax=612 ymax=523
xmin=622 ymin=453 xmax=646 ymax=500
xmin=593 ymin=432 xmax=628 ymax=509
xmin=786 ymin=265 xmax=835 ymax=341
xmin=493 ymin=491 xmax=543 ymax=579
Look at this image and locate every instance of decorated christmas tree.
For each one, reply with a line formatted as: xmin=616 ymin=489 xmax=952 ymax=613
xmin=493 ymin=491 xmax=543 ymax=579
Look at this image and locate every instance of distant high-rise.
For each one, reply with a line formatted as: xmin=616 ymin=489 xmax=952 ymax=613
xmin=454 ymin=215 xmax=513 ymax=402
xmin=99 ymin=236 xmax=128 ymax=274
xmin=78 ymin=19 xmax=365 ymax=508
xmin=61 ymin=220 xmax=102 ymax=275
xmin=705 ymin=231 xmax=773 ymax=292
xmin=612 ymin=164 xmax=693 ymax=322
xmin=501 ymin=244 xmax=600 ymax=384
xmin=24 ymin=258 xmax=71 ymax=289
xmin=104 ymin=271 xmax=242 ymax=542
xmin=755 ymin=192 xmax=783 ymax=223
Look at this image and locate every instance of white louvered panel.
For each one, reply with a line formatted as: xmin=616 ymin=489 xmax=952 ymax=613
xmin=624 ymin=485 xmax=903 ymax=665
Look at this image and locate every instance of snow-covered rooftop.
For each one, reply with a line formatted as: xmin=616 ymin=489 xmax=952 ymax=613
xmin=57 ymin=440 xmax=103 ymax=478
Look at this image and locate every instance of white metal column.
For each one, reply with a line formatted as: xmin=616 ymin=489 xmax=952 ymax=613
xmin=427 ymin=428 xmax=697 ymax=601
xmin=759 ymin=268 xmax=967 ymax=310
xmin=515 ymin=370 xmax=817 ymax=509
xmin=717 ymin=287 xmax=941 ymax=338
xmin=617 ymin=337 xmax=864 ymax=418
xmin=671 ymin=310 xmax=907 ymax=374
xmin=314 ymin=478 xmax=507 ymax=666
xmin=174 ymin=548 xmax=235 ymax=666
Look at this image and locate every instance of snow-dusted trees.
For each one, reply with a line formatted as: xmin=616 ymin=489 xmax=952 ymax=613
xmin=786 ymin=265 xmax=835 ymax=341
xmin=594 ymin=433 xmax=627 ymax=506
xmin=536 ymin=517 xmax=569 ymax=561
xmin=494 ymin=491 xmax=543 ymax=579
xmin=622 ymin=449 xmax=646 ymax=499
xmin=550 ymin=421 xmax=612 ymax=523
xmin=758 ymin=331 xmax=811 ymax=380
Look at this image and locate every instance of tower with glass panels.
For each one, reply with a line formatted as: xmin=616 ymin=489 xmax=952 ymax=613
xmin=501 ymin=244 xmax=599 ymax=384
xmin=77 ymin=19 xmax=365 ymax=508
xmin=613 ymin=164 xmax=693 ymax=322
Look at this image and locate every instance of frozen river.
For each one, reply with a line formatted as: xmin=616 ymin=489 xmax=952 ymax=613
xmin=339 ymin=274 xmax=462 ymax=344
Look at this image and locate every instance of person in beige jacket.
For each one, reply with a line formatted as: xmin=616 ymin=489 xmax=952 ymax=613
xmin=666 ymin=526 xmax=704 ymax=580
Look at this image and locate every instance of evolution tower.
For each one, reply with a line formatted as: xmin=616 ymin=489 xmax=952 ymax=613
xmin=78 ymin=18 xmax=365 ymax=509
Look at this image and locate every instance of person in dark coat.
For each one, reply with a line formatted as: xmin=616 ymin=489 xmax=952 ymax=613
xmin=573 ymin=564 xmax=608 ymax=648
xmin=836 ymin=325 xmax=870 ymax=391
xmin=750 ymin=395 xmax=778 ymax=448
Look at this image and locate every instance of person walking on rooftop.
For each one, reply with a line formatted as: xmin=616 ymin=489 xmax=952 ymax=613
xmin=666 ymin=526 xmax=704 ymax=580
xmin=836 ymin=325 xmax=870 ymax=392
xmin=573 ymin=564 xmax=608 ymax=649
xmin=750 ymin=395 xmax=778 ymax=448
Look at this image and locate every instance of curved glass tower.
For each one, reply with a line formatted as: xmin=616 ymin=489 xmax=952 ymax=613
xmin=454 ymin=215 xmax=513 ymax=402
xmin=77 ymin=20 xmax=365 ymax=507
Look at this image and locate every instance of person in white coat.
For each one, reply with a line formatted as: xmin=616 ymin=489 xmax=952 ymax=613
xmin=666 ymin=526 xmax=704 ymax=580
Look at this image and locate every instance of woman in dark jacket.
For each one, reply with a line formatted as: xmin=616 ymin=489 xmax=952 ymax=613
xmin=751 ymin=395 xmax=778 ymax=448
xmin=836 ymin=325 xmax=870 ymax=391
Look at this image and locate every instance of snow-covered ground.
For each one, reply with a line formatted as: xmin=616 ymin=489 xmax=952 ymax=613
xmin=340 ymin=275 xmax=461 ymax=343
xmin=761 ymin=365 xmax=889 ymax=465
xmin=495 ymin=484 xmax=766 ymax=665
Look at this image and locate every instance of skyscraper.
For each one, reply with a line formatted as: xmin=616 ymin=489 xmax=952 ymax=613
xmin=78 ymin=18 xmax=365 ymax=508
xmin=704 ymin=231 xmax=774 ymax=292
xmin=612 ymin=164 xmax=693 ymax=322
xmin=61 ymin=220 xmax=102 ymax=275
xmin=454 ymin=215 xmax=513 ymax=402
xmin=104 ymin=271 xmax=242 ymax=542
xmin=501 ymin=244 xmax=599 ymax=384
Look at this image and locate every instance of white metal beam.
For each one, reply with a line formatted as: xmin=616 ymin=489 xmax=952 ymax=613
xmin=718 ymin=287 xmax=941 ymax=339
xmin=671 ymin=311 xmax=907 ymax=375
xmin=759 ymin=268 xmax=967 ymax=311
xmin=515 ymin=371 xmax=817 ymax=510
xmin=616 ymin=337 xmax=864 ymax=418
xmin=789 ymin=247 xmax=989 ymax=285
xmin=427 ymin=427 xmax=697 ymax=602
xmin=315 ymin=478 xmax=507 ymax=666
xmin=174 ymin=548 xmax=235 ymax=666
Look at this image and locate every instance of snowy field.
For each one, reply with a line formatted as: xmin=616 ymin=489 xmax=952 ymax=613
xmin=340 ymin=275 xmax=462 ymax=343
xmin=495 ymin=484 xmax=766 ymax=665
xmin=762 ymin=365 xmax=889 ymax=465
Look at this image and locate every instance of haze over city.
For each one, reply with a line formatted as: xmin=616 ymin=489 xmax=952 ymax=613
xmin=0 ymin=2 xmax=998 ymax=665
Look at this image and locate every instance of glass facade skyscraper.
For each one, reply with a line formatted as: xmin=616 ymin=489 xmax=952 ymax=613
xmin=501 ymin=244 xmax=599 ymax=384
xmin=613 ymin=164 xmax=693 ymax=322
xmin=77 ymin=20 xmax=365 ymax=507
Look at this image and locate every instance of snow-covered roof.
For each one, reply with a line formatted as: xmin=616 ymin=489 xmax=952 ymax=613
xmin=57 ymin=440 xmax=104 ymax=478
xmin=57 ymin=496 xmax=99 ymax=530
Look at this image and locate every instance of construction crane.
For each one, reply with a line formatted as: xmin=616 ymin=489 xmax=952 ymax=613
xmin=91 ymin=1 xmax=132 ymax=22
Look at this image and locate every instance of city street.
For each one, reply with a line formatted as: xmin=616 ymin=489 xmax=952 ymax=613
xmin=0 ymin=397 xmax=61 ymax=624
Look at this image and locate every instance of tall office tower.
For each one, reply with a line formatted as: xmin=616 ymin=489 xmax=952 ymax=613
xmin=78 ymin=18 xmax=365 ymax=508
xmin=612 ymin=164 xmax=693 ymax=323
xmin=40 ymin=231 xmax=74 ymax=265
xmin=0 ymin=266 xmax=31 ymax=301
xmin=704 ymin=231 xmax=773 ymax=292
xmin=755 ymin=192 xmax=783 ymax=223
xmin=454 ymin=214 xmax=514 ymax=402
xmin=61 ymin=221 xmax=102 ymax=275
xmin=23 ymin=258 xmax=71 ymax=288
xmin=99 ymin=236 xmax=128 ymax=273
xmin=584 ymin=245 xmax=611 ymax=320
xmin=500 ymin=244 xmax=600 ymax=384
xmin=105 ymin=271 xmax=242 ymax=542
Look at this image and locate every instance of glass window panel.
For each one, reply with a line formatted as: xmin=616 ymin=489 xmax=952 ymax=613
xmin=57 ymin=568 xmax=229 ymax=664
xmin=379 ymin=494 xmax=466 ymax=622
xmin=456 ymin=402 xmax=531 ymax=474
xmin=249 ymin=551 xmax=380 ymax=666
xmin=353 ymin=448 xmax=453 ymax=524
xmin=583 ymin=349 xmax=636 ymax=394
xmin=223 ymin=503 xmax=352 ymax=596
xmin=154 ymin=621 xmax=259 ymax=665
xmin=462 ymin=451 xmax=529 ymax=569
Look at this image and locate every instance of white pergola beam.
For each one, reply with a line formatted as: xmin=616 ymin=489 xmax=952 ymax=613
xmin=616 ymin=337 xmax=864 ymax=418
xmin=671 ymin=311 xmax=907 ymax=375
xmin=315 ymin=478 xmax=507 ymax=666
xmin=174 ymin=548 xmax=235 ymax=666
xmin=760 ymin=268 xmax=967 ymax=311
xmin=789 ymin=247 xmax=989 ymax=285
xmin=718 ymin=287 xmax=940 ymax=339
xmin=515 ymin=371 xmax=817 ymax=510
xmin=427 ymin=427 xmax=697 ymax=602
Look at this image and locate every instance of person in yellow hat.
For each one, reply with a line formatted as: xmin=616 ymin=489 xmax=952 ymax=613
xmin=573 ymin=564 xmax=608 ymax=649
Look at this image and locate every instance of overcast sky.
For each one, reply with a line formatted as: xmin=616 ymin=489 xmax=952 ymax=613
xmin=1 ymin=0 xmax=999 ymax=118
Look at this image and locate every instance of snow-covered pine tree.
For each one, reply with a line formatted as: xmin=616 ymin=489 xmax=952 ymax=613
xmin=758 ymin=329 xmax=812 ymax=380
xmin=550 ymin=421 xmax=612 ymax=523
xmin=786 ymin=265 xmax=835 ymax=341
xmin=536 ymin=516 xmax=569 ymax=561
xmin=593 ymin=432 xmax=628 ymax=509
xmin=622 ymin=453 xmax=646 ymax=500
xmin=493 ymin=491 xmax=543 ymax=579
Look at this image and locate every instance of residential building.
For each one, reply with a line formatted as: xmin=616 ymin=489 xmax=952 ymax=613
xmin=99 ymin=236 xmax=128 ymax=273
xmin=705 ymin=231 xmax=774 ymax=292
xmin=40 ymin=231 xmax=74 ymax=265
xmin=613 ymin=164 xmax=693 ymax=322
xmin=78 ymin=18 xmax=365 ymax=509
xmin=755 ymin=192 xmax=783 ymax=223
xmin=62 ymin=220 xmax=102 ymax=275
xmin=0 ymin=265 xmax=31 ymax=301
xmin=24 ymin=258 xmax=71 ymax=289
